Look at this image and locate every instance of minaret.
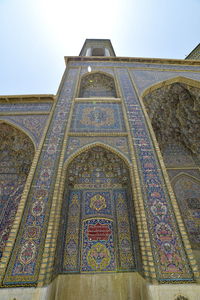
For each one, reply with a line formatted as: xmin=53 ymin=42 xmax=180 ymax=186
xmin=79 ymin=38 xmax=116 ymax=57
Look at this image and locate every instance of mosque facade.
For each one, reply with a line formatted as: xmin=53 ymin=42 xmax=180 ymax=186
xmin=0 ymin=39 xmax=200 ymax=299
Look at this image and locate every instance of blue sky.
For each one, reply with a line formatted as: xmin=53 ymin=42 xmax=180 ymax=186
xmin=0 ymin=0 xmax=199 ymax=95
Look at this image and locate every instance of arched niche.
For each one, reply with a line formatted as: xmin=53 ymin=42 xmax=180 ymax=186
xmin=57 ymin=146 xmax=141 ymax=274
xmin=142 ymin=79 xmax=200 ymax=163
xmin=78 ymin=72 xmax=117 ymax=98
xmin=172 ymin=174 xmax=200 ymax=250
xmin=0 ymin=122 xmax=35 ymax=259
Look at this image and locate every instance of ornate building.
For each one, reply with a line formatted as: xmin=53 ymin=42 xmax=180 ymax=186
xmin=0 ymin=39 xmax=200 ymax=300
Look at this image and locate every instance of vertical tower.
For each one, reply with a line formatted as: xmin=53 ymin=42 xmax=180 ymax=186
xmin=1 ymin=39 xmax=200 ymax=300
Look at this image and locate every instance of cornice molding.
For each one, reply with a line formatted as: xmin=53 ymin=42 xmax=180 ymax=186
xmin=65 ymin=56 xmax=200 ymax=66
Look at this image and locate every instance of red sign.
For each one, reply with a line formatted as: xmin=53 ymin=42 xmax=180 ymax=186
xmin=87 ymin=223 xmax=112 ymax=241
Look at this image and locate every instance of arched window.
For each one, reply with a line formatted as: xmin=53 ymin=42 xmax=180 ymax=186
xmin=79 ymin=73 xmax=117 ymax=98
xmin=92 ymin=48 xmax=105 ymax=56
xmin=58 ymin=146 xmax=140 ymax=273
xmin=0 ymin=123 xmax=34 ymax=259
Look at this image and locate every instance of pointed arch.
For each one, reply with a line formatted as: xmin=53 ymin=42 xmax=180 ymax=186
xmin=0 ymin=122 xmax=35 ymax=260
xmin=142 ymin=76 xmax=200 ymax=155
xmin=63 ymin=142 xmax=131 ymax=172
xmin=141 ymin=75 xmax=200 ymax=98
xmin=57 ymin=143 xmax=141 ymax=274
xmin=78 ymin=71 xmax=118 ymax=98
xmin=0 ymin=119 xmax=37 ymax=151
xmin=171 ymin=172 xmax=200 ymax=187
xmin=80 ymin=70 xmax=115 ymax=82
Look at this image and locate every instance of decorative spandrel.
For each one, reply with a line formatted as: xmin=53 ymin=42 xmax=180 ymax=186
xmin=79 ymin=73 xmax=117 ymax=98
xmin=60 ymin=147 xmax=139 ymax=273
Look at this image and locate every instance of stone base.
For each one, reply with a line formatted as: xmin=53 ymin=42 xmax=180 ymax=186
xmin=148 ymin=283 xmax=200 ymax=300
xmin=1 ymin=273 xmax=200 ymax=300
xmin=48 ymin=272 xmax=148 ymax=300
xmin=0 ymin=286 xmax=49 ymax=300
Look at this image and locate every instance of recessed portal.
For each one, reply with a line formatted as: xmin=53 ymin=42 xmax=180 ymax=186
xmin=59 ymin=146 xmax=140 ymax=273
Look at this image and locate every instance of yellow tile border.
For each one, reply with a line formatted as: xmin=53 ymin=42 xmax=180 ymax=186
xmin=68 ymin=132 xmax=128 ymax=137
xmin=74 ymin=97 xmax=121 ymax=102
xmin=65 ymin=56 xmax=200 ymax=67
xmin=167 ymin=167 xmax=200 ymax=170
xmin=0 ymin=111 xmax=50 ymax=116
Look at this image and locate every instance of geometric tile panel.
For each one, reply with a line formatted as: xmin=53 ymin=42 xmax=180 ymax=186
xmin=70 ymin=103 xmax=126 ymax=132
xmin=62 ymin=188 xmax=136 ymax=274
xmin=83 ymin=190 xmax=113 ymax=217
xmin=62 ymin=191 xmax=81 ymax=273
xmin=114 ymin=190 xmax=135 ymax=270
xmin=81 ymin=218 xmax=116 ymax=272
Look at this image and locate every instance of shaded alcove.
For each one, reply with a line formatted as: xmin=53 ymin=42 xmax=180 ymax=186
xmin=56 ymin=146 xmax=141 ymax=274
xmin=143 ymin=80 xmax=200 ymax=265
xmin=0 ymin=122 xmax=35 ymax=259
xmin=78 ymin=72 xmax=117 ymax=98
xmin=143 ymin=81 xmax=200 ymax=157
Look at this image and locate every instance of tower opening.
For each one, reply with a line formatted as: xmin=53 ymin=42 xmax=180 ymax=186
xmin=92 ymin=48 xmax=105 ymax=56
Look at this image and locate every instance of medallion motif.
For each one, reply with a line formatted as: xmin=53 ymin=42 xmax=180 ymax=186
xmin=87 ymin=242 xmax=111 ymax=271
xmin=89 ymin=194 xmax=107 ymax=211
xmin=71 ymin=103 xmax=125 ymax=132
